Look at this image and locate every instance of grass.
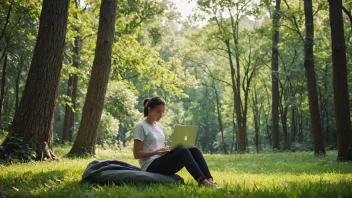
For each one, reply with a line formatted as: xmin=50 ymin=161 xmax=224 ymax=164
xmin=0 ymin=145 xmax=352 ymax=198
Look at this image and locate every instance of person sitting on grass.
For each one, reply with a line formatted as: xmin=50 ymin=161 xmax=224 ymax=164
xmin=133 ymin=96 xmax=221 ymax=189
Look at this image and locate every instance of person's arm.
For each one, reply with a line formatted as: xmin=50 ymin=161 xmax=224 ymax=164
xmin=133 ymin=139 xmax=170 ymax=159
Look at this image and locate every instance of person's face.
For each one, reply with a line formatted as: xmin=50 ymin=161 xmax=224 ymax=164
xmin=148 ymin=104 xmax=165 ymax=122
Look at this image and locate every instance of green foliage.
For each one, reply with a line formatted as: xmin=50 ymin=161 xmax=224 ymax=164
xmin=104 ymin=80 xmax=140 ymax=128
xmin=97 ymin=111 xmax=119 ymax=145
xmin=0 ymin=0 xmax=40 ymax=130
xmin=0 ymin=130 xmax=7 ymax=144
xmin=0 ymin=146 xmax=352 ymax=197
xmin=0 ymin=135 xmax=36 ymax=163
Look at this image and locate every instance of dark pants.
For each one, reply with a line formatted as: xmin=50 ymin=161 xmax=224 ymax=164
xmin=146 ymin=147 xmax=212 ymax=183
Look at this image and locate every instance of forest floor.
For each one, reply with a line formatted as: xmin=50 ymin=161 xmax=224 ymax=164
xmin=0 ymin=145 xmax=352 ymax=198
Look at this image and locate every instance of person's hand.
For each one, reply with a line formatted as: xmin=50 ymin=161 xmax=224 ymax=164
xmin=156 ymin=146 xmax=170 ymax=154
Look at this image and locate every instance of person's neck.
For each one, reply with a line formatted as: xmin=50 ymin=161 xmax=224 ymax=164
xmin=145 ymin=117 xmax=156 ymax=127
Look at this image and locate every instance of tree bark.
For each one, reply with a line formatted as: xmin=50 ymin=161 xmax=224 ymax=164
xmin=69 ymin=0 xmax=118 ymax=156
xmin=290 ymin=108 xmax=297 ymax=149
xmin=15 ymin=57 xmax=23 ymax=112
xmin=62 ymin=75 xmax=73 ymax=143
xmin=304 ymin=0 xmax=325 ymax=155
xmin=213 ymin=81 xmax=228 ymax=154
xmin=280 ymin=105 xmax=288 ymax=150
xmin=298 ymin=106 xmax=304 ymax=143
xmin=1 ymin=0 xmax=69 ymax=160
xmin=0 ymin=54 xmax=7 ymax=122
xmin=271 ymin=0 xmax=281 ymax=151
xmin=328 ymin=0 xmax=352 ymax=161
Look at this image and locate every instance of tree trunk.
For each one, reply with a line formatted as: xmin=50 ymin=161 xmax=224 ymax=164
xmin=252 ymin=87 xmax=263 ymax=153
xmin=62 ymin=0 xmax=81 ymax=143
xmin=298 ymin=108 xmax=304 ymax=143
xmin=62 ymin=75 xmax=73 ymax=143
xmin=70 ymin=69 xmax=78 ymax=139
xmin=120 ymin=125 xmax=127 ymax=147
xmin=264 ymin=112 xmax=272 ymax=146
xmin=328 ymin=0 xmax=352 ymax=161
xmin=213 ymin=82 xmax=228 ymax=154
xmin=1 ymin=0 xmax=69 ymax=161
xmin=303 ymin=0 xmax=326 ymax=155
xmin=69 ymin=0 xmax=118 ymax=156
xmin=290 ymin=108 xmax=296 ymax=149
xmin=271 ymin=0 xmax=281 ymax=151
xmin=281 ymin=105 xmax=288 ymax=150
xmin=15 ymin=57 xmax=23 ymax=112
xmin=0 ymin=54 xmax=7 ymax=122
xmin=69 ymin=36 xmax=80 ymax=141
xmin=0 ymin=3 xmax=12 ymax=42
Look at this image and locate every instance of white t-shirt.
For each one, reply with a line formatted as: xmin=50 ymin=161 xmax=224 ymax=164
xmin=133 ymin=120 xmax=165 ymax=171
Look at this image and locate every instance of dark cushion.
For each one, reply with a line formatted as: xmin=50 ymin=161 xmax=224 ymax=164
xmin=82 ymin=159 xmax=184 ymax=185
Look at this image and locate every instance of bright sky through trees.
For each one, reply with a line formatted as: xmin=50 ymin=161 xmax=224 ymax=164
xmin=170 ymin=0 xmax=197 ymax=19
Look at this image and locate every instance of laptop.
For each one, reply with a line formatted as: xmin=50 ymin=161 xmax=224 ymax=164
xmin=169 ymin=125 xmax=198 ymax=150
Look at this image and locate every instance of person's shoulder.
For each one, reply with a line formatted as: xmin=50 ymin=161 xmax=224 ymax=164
xmin=135 ymin=120 xmax=147 ymax=129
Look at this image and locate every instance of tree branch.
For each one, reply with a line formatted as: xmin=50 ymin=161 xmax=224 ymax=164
xmin=283 ymin=0 xmax=304 ymax=42
xmin=0 ymin=3 xmax=12 ymax=41
xmin=342 ymin=5 xmax=352 ymax=33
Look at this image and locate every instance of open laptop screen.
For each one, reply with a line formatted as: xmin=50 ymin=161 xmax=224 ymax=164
xmin=170 ymin=125 xmax=198 ymax=150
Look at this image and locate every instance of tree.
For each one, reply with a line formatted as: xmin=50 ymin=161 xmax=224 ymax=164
xmin=69 ymin=0 xmax=117 ymax=156
xmin=62 ymin=0 xmax=82 ymax=143
xmin=328 ymin=0 xmax=352 ymax=160
xmin=303 ymin=0 xmax=325 ymax=154
xmin=271 ymin=0 xmax=281 ymax=151
xmin=1 ymin=0 xmax=69 ymax=160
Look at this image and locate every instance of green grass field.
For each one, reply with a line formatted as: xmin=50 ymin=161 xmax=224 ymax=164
xmin=0 ymin=146 xmax=352 ymax=198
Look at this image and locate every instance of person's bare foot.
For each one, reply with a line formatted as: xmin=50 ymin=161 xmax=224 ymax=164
xmin=208 ymin=178 xmax=222 ymax=189
xmin=199 ymin=179 xmax=215 ymax=188
xmin=199 ymin=179 xmax=221 ymax=189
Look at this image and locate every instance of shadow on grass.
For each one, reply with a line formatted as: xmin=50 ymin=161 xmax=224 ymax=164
xmin=1 ymin=168 xmax=352 ymax=198
xmin=0 ymin=168 xmax=76 ymax=197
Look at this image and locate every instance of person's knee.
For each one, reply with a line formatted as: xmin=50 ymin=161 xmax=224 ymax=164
xmin=189 ymin=146 xmax=201 ymax=153
xmin=175 ymin=147 xmax=193 ymax=158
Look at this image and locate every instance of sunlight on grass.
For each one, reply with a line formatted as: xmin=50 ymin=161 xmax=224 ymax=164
xmin=0 ymin=147 xmax=351 ymax=197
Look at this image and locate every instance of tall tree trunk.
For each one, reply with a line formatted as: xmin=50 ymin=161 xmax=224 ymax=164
xmin=62 ymin=0 xmax=81 ymax=143
xmin=120 ymin=125 xmax=127 ymax=147
xmin=213 ymin=81 xmax=228 ymax=154
xmin=265 ymin=113 xmax=271 ymax=147
xmin=70 ymin=67 xmax=78 ymax=139
xmin=0 ymin=3 xmax=12 ymax=42
xmin=252 ymin=86 xmax=263 ymax=153
xmin=62 ymin=75 xmax=73 ymax=143
xmin=1 ymin=0 xmax=69 ymax=160
xmin=280 ymin=105 xmax=288 ymax=150
xmin=328 ymin=0 xmax=352 ymax=161
xmin=319 ymin=65 xmax=329 ymax=146
xmin=0 ymin=54 xmax=7 ymax=122
xmin=271 ymin=0 xmax=281 ymax=151
xmin=69 ymin=0 xmax=118 ymax=156
xmin=223 ymin=5 xmax=248 ymax=153
xmin=304 ymin=0 xmax=325 ymax=155
xmin=298 ymin=108 xmax=304 ymax=143
xmin=290 ymin=107 xmax=297 ymax=149
xmin=15 ymin=57 xmax=23 ymax=112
